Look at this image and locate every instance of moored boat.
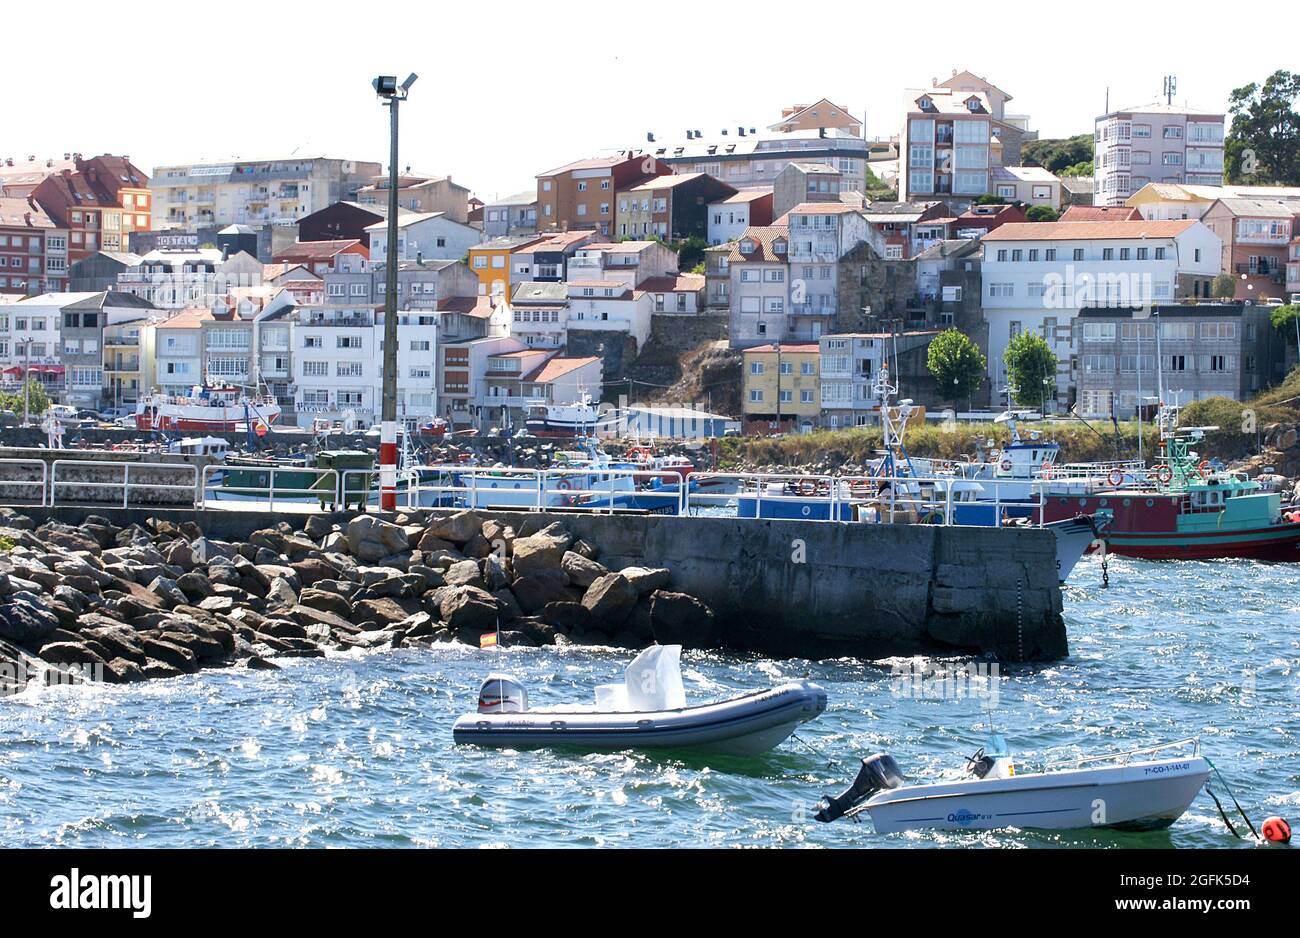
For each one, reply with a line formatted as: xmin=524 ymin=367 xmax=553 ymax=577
xmin=136 ymin=385 xmax=281 ymax=433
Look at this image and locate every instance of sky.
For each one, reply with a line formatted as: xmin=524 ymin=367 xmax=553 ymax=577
xmin=5 ymin=1 xmax=1297 ymax=200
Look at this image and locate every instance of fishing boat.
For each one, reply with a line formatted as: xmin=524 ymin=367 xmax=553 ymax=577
xmin=524 ymin=392 xmax=619 ymax=438
xmin=452 ymin=645 xmax=827 ymax=756
xmin=816 ymin=735 xmax=1209 ymax=833
xmin=417 ymin=417 xmax=448 ymax=439
xmin=1041 ymin=415 xmax=1300 ymax=561
xmin=136 ymin=385 xmax=281 ymax=433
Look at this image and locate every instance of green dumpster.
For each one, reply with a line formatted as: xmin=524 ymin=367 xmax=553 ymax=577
xmin=312 ymin=450 xmax=375 ymax=510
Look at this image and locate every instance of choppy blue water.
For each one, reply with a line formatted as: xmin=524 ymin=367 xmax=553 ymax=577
xmin=2 ymin=555 xmax=1297 ymax=848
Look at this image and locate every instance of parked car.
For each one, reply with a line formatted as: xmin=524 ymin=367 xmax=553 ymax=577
xmin=100 ymin=406 xmax=133 ymax=421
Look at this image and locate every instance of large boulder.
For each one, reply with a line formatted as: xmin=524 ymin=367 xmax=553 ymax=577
xmin=147 ymin=576 xmax=188 ymax=609
xmin=266 ymin=577 xmax=298 ymax=608
xmin=290 ymin=557 xmax=340 ymax=587
xmin=0 ymin=600 xmax=61 ymax=645
xmin=511 ymin=573 xmax=571 ymax=615
xmin=444 ymin=559 xmax=485 ymax=589
xmin=619 ymin=566 xmax=671 ymax=594
xmin=353 ymin=597 xmax=422 ymax=628
xmin=648 ymin=590 xmax=716 ymax=648
xmin=176 ymin=572 xmax=215 ymax=601
xmin=581 ymin=573 xmax=638 ymax=627
xmin=427 ymin=511 xmax=482 ymax=546
xmin=346 ymin=516 xmax=410 ymax=563
xmin=438 ymin=586 xmax=499 ymax=633
xmin=140 ymin=637 xmax=198 ymax=673
xmin=561 ymin=551 xmax=609 ymax=589
xmin=541 ymin=601 xmax=591 ymax=633
xmin=511 ymin=535 xmax=565 ymax=579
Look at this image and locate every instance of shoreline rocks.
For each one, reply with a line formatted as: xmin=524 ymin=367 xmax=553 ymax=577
xmin=0 ymin=506 xmax=702 ymax=696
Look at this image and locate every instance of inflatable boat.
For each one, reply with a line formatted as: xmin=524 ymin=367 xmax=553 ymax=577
xmin=816 ymin=736 xmax=1210 ymax=833
xmin=452 ymin=645 xmax=827 ymax=756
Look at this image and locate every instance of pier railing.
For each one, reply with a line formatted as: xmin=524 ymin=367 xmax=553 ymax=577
xmin=49 ymin=459 xmax=199 ymax=509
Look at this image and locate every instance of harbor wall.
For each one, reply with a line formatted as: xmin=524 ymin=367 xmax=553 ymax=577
xmin=9 ymin=505 xmax=1066 ymax=661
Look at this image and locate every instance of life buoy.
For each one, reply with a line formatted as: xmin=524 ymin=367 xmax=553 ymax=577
xmin=798 ymin=478 xmax=818 ymax=497
xmin=1040 ymin=460 xmax=1054 ymax=481
xmin=1197 ymin=460 xmax=1211 ymax=479
xmin=1107 ymin=468 xmax=1125 ymax=487
xmin=556 ymin=479 xmax=573 ymax=491
xmin=999 ymin=459 xmax=1013 ymax=473
xmin=1155 ymin=465 xmax=1173 ymax=485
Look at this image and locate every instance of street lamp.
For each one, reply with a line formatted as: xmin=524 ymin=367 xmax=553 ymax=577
xmin=373 ymin=72 xmax=417 ymax=511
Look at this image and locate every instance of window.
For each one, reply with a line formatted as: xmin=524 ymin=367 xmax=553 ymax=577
xmin=303 ymin=361 xmax=328 ymax=376
xmin=1045 ymin=249 xmax=1056 ymax=261
xmin=750 ymin=361 xmax=764 ymax=375
xmin=988 ymin=282 xmax=1014 ymax=298
xmin=337 ymin=362 xmax=363 ymax=377
xmin=800 ymin=361 xmax=814 ymax=375
xmin=1162 ymin=126 xmax=1183 ymax=139
xmin=763 ymin=269 xmax=784 ymax=282
xmin=749 ymin=389 xmax=763 ymax=403
xmin=409 ymin=340 xmax=431 ymax=351
xmin=1155 ymin=247 xmax=1166 ymax=260
xmin=1073 ymin=248 xmax=1085 ymax=261
xmin=337 ymin=335 xmax=362 ymax=349
xmin=779 ymin=390 xmax=793 ymax=404
xmin=801 ymin=390 xmax=814 ymax=403
xmin=1102 ymin=248 xmax=1114 ymax=260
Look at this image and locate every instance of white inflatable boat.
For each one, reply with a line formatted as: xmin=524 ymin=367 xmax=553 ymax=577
xmin=452 ymin=645 xmax=827 ymax=756
xmin=817 ymin=736 xmax=1209 ymax=833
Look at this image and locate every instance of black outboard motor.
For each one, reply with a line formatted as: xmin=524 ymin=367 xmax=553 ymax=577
xmin=816 ymin=753 xmax=905 ymax=823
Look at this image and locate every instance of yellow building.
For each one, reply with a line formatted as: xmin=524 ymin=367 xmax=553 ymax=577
xmin=742 ymin=343 xmax=820 ymax=432
xmin=468 ymin=235 xmax=545 ymax=298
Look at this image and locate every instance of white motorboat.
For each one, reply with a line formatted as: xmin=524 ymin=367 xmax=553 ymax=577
xmin=816 ymin=736 xmax=1210 ymax=833
xmin=452 ymin=645 xmax=827 ymax=756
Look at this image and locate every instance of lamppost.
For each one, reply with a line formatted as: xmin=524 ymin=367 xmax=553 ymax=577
xmin=372 ymin=73 xmax=418 ymax=512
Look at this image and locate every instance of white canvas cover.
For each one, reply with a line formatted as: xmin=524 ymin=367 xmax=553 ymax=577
xmin=623 ymin=644 xmax=687 ymax=711
xmin=594 ymin=684 xmax=629 ymax=711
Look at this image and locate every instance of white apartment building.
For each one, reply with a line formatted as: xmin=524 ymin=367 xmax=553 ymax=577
xmin=727 ymin=226 xmax=790 ymax=347
xmin=1094 ymin=103 xmax=1225 ymax=207
xmin=565 ymin=240 xmax=678 ymax=291
xmin=365 ymin=212 xmax=482 ymax=265
xmin=501 ymin=282 xmax=568 ymax=349
xmin=650 ymin=127 xmax=872 ymax=193
xmin=1 ymin=294 xmax=65 ymax=374
xmin=786 ymin=204 xmax=885 ymax=340
xmin=150 ymin=156 xmax=380 ymax=230
xmin=707 ymin=191 xmax=770 ymax=246
xmin=1126 ymin=182 xmax=1300 ymax=220
xmin=150 ymin=307 xmax=209 ymax=395
xmin=116 ymin=249 xmax=264 ymax=310
xmin=980 ymin=219 xmax=1222 ymax=407
xmin=565 ymin=281 xmax=654 ymax=348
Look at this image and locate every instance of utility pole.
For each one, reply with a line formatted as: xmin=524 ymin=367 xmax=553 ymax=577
xmin=372 ymin=73 xmax=417 ymax=512
xmin=774 ymin=339 xmax=782 ymax=431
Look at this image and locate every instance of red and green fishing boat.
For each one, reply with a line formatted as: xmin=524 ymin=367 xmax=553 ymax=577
xmin=1041 ymin=426 xmax=1300 ymax=561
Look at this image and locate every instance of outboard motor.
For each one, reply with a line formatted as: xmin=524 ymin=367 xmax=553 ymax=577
xmin=476 ymin=673 xmax=528 ymax=713
xmin=816 ymin=753 xmax=905 ymax=823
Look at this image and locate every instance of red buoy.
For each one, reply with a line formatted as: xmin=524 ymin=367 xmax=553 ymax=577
xmin=1262 ymin=816 xmax=1291 ymax=844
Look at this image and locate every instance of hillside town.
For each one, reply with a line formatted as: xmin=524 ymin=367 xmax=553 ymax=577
xmin=2 ymin=69 xmax=1298 ymax=436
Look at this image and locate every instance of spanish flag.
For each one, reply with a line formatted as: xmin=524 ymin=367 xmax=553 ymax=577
xmin=479 ymin=632 xmax=499 ymax=649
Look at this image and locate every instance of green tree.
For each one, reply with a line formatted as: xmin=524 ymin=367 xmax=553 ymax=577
xmin=674 ymin=236 xmax=708 ymax=272
xmin=1059 ymin=161 xmax=1093 ymax=177
xmin=1271 ymin=304 xmax=1300 ymax=346
xmin=1025 ymin=205 xmax=1059 ymax=222
xmin=973 ymin=193 xmax=1008 ymax=206
xmin=1212 ymin=273 xmax=1238 ymax=299
xmin=1003 ymin=332 xmax=1057 ymax=409
xmin=0 ymin=379 xmax=51 ymax=418
xmin=1022 ymin=134 xmax=1095 ymax=174
xmin=1225 ymin=70 xmax=1300 ymax=185
xmin=926 ymin=329 xmax=986 ymax=405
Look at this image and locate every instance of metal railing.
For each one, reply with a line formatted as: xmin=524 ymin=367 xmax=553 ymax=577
xmin=1043 ymin=737 xmax=1200 ymax=772
xmin=50 ymin=459 xmax=199 ymax=508
xmin=0 ymin=458 xmax=49 ymax=507
xmin=200 ymin=463 xmax=378 ymax=512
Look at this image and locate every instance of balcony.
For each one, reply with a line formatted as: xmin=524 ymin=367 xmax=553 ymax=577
xmin=791 ymin=303 xmax=836 ymax=317
xmin=1236 ymin=263 xmax=1283 ymax=282
xmin=105 ymin=358 xmax=141 ymax=373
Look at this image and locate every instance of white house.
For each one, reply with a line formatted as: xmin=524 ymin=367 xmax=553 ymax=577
xmin=150 ymin=307 xmax=210 ymax=395
xmin=292 ymin=304 xmax=378 ymax=427
xmin=564 ymin=281 xmax=654 ymax=348
xmin=365 ymin=212 xmax=482 ymax=265
xmin=708 ymin=191 xmax=773 ymax=246
xmin=979 ymin=219 xmax=1222 ymax=407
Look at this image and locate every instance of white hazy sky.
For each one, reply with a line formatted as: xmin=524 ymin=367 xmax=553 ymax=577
xmin=6 ymin=1 xmax=1297 ymax=199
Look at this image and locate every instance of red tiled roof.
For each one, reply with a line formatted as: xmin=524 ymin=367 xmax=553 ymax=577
xmin=0 ymin=197 xmax=56 ymax=229
xmin=158 ymin=308 xmax=212 ymax=329
xmin=726 ymin=225 xmax=789 ymax=263
xmin=523 ymin=356 xmax=601 ymax=383
xmin=1059 ymin=205 xmax=1143 ymax=223
xmin=637 ymin=274 xmax=705 ymax=292
xmin=982 ymin=220 xmax=1198 ymax=241
xmin=273 ymin=239 xmax=363 ymax=262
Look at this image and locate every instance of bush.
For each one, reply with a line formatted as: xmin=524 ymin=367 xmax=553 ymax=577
xmin=1212 ymin=273 xmax=1237 ymax=299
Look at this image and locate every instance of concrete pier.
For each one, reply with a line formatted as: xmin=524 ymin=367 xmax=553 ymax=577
xmin=11 ymin=505 xmax=1067 ymax=661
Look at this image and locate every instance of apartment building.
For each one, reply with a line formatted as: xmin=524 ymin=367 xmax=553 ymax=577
xmin=116 ymin=248 xmax=263 ymax=309
xmin=0 ymin=155 xmax=76 ymax=198
xmin=151 ymin=307 xmax=210 ymax=395
xmin=785 ymin=203 xmax=887 ymax=340
xmin=566 ymin=240 xmax=678 ymax=291
xmin=899 ymin=71 xmax=1031 ymax=209
xmin=480 ymin=352 xmax=603 ymax=431
xmin=502 ymin=282 xmax=568 ymax=349
xmin=1198 ymin=198 xmax=1299 ymax=301
xmin=440 ymin=335 xmax=527 ymax=430
xmin=638 ymin=274 xmax=706 ymax=315
xmin=291 ymin=304 xmax=374 ymax=426
xmin=742 ymin=343 xmax=820 ymax=433
xmin=1074 ymin=304 xmax=1283 ymax=418
xmin=564 ymin=280 xmax=653 ymax=348
xmin=990 ymin=166 xmax=1062 ymax=209
xmin=707 ymin=190 xmax=774 ymax=246
xmin=60 ymin=291 xmax=157 ymax=408
xmin=0 ymin=197 xmax=66 ymax=295
xmin=616 ymin=173 xmax=736 ymax=241
xmin=296 ymin=201 xmax=395 ymax=243
xmin=1093 ymin=103 xmax=1225 ymax=206
xmin=30 ymin=155 xmax=151 ymax=262
xmin=364 ymin=212 xmax=482 ymax=265
xmin=1126 ymin=182 xmax=1300 ymax=221
xmin=323 ymin=254 xmax=479 ymax=312
xmin=273 ymin=239 xmax=368 ymax=277
xmin=355 ymin=172 xmax=471 ymax=223
xmin=483 ymin=192 xmax=539 ymax=238
xmin=468 ymin=236 xmax=545 ymax=299
xmin=536 ymin=154 xmax=671 ymax=235
xmin=150 ymin=156 xmax=380 ymax=230
xmin=980 ymin=219 xmax=1222 ymax=407
xmin=102 ymin=315 xmax=155 ymax=408
xmin=772 ymin=162 xmax=844 ymax=223
xmin=727 ymin=226 xmax=790 ymax=347
xmin=510 ymin=230 xmax=599 ymax=283
xmin=819 ymin=331 xmax=939 ymax=428
xmin=648 ymin=127 xmax=873 ymax=194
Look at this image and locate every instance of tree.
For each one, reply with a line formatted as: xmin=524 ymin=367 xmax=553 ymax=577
xmin=1022 ymin=134 xmax=1095 ymax=174
xmin=1003 ymin=332 xmax=1056 ymax=409
xmin=973 ymin=193 xmax=1008 ymax=206
xmin=926 ymin=329 xmax=986 ymax=405
xmin=1025 ymin=205 xmax=1059 ymax=223
xmin=0 ymin=379 xmax=51 ymax=418
xmin=1058 ymin=161 xmax=1094 ymax=177
xmin=1212 ymin=273 xmax=1238 ymax=299
xmin=1225 ymin=70 xmax=1300 ymax=185
xmin=1271 ymin=304 xmax=1300 ymax=346
xmin=674 ymin=236 xmax=708 ymax=272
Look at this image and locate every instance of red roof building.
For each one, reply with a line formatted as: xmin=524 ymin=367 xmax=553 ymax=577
xmin=30 ymin=154 xmax=150 ymax=263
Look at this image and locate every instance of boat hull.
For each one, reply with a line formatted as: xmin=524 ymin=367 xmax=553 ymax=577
xmin=1100 ymin=525 xmax=1300 ymax=561
xmin=452 ymin=681 xmax=827 ymax=756
xmin=863 ymin=756 xmax=1209 ymax=833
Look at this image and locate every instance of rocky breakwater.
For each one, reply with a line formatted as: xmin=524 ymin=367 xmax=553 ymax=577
xmin=0 ymin=507 xmax=713 ymax=695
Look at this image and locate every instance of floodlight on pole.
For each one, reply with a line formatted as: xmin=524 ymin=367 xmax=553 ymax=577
xmin=373 ymin=72 xmax=416 ymax=510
